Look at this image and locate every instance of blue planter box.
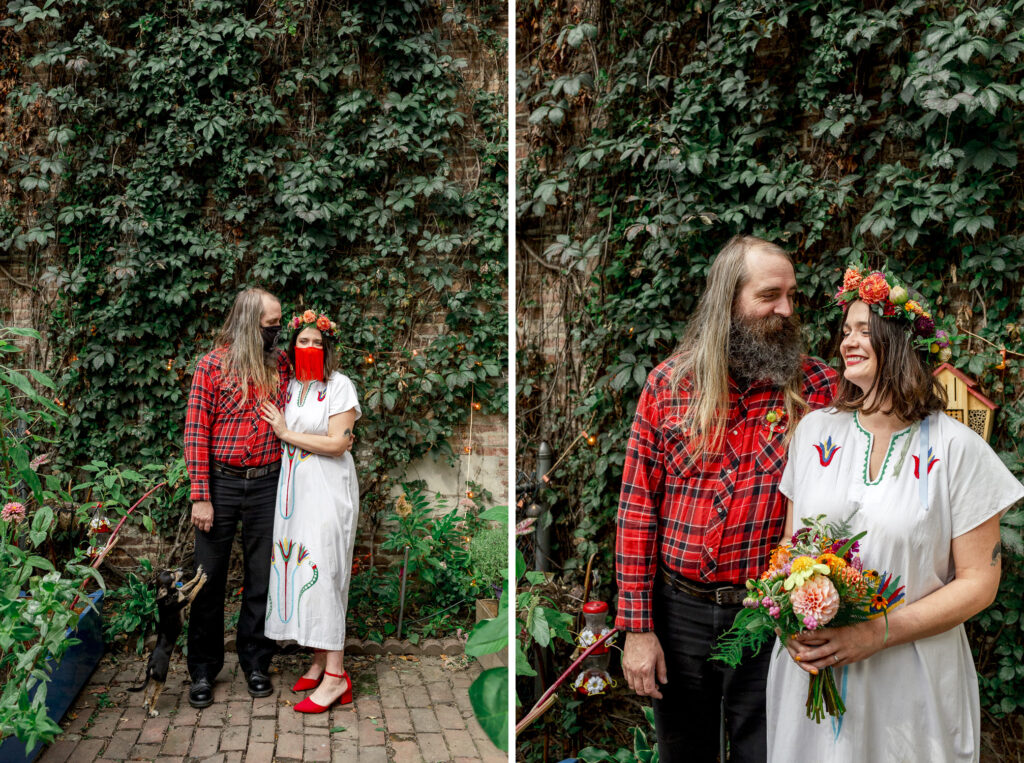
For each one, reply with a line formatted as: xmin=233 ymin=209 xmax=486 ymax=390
xmin=0 ymin=590 xmax=105 ymax=763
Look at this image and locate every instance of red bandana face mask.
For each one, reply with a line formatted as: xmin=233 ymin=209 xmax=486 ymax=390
xmin=294 ymin=346 xmax=324 ymax=382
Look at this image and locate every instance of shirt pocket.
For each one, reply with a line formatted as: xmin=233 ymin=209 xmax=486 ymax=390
xmin=662 ymin=418 xmax=701 ymax=479
xmin=754 ymin=428 xmax=787 ymax=474
xmin=218 ymin=381 xmax=245 ymax=415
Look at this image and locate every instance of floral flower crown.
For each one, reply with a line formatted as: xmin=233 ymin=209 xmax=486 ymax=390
xmin=287 ymin=308 xmax=338 ymax=338
xmin=833 ymin=266 xmax=953 ymax=362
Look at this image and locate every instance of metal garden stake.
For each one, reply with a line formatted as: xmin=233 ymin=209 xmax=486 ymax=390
xmin=396 ymin=545 xmax=410 ymax=640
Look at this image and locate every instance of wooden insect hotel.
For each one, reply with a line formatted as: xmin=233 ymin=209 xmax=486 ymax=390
xmin=932 ymin=363 xmax=996 ymax=442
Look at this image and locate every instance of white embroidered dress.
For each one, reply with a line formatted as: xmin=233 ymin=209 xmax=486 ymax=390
xmin=264 ymin=372 xmax=361 ymax=650
xmin=767 ymin=408 xmax=1023 ymax=763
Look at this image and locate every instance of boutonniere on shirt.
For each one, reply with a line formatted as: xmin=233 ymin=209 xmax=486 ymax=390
xmin=765 ymin=407 xmax=788 ymax=438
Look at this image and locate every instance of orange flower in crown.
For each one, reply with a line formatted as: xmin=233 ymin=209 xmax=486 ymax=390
xmin=857 ymin=272 xmax=890 ymax=304
xmin=841 ymin=268 xmax=862 ymax=292
xmin=288 ymin=307 xmax=338 ymax=337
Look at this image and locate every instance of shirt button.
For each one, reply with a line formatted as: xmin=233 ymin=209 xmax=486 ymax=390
xmin=732 ymin=430 xmax=738 ymax=436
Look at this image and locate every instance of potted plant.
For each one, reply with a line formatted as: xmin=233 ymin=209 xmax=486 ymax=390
xmin=0 ymin=326 xmax=108 ymax=758
xmin=0 ymin=501 xmax=106 ymax=760
xmin=0 ymin=587 xmax=105 ymax=763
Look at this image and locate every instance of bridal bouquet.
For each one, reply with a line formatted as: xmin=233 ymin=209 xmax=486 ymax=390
xmin=711 ymin=515 xmax=905 ymax=722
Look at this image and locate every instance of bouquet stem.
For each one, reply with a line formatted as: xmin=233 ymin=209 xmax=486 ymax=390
xmin=805 ymin=666 xmax=845 ymax=722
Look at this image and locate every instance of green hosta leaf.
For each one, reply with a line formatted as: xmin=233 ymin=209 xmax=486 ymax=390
xmin=478 ymin=505 xmax=508 ymax=524
xmin=468 ymin=668 xmax=507 ymax=751
xmin=465 ymin=606 xmax=507 ymax=657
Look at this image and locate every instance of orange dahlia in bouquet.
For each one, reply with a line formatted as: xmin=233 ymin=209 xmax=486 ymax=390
xmin=711 ymin=514 xmax=905 ymax=722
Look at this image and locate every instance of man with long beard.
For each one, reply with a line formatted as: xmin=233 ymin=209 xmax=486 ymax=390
xmin=616 ymin=236 xmax=838 ymax=762
xmin=184 ymin=287 xmax=289 ymax=707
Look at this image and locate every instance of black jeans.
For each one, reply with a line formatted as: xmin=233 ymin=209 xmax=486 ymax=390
xmin=652 ymin=578 xmax=771 ymax=763
xmin=188 ymin=470 xmax=277 ymax=682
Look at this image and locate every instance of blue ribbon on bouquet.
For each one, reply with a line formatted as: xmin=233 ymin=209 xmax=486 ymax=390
xmin=831 ymin=665 xmax=849 ymax=740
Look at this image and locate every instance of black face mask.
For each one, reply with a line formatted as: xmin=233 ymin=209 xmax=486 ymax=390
xmin=261 ymin=325 xmax=282 ymax=352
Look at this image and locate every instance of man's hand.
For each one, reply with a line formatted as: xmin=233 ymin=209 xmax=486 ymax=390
xmin=192 ymin=501 xmax=214 ymax=533
xmin=622 ymin=631 xmax=668 ymax=699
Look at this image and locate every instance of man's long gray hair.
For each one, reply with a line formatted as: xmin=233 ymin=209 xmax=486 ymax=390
xmin=669 ymin=235 xmax=808 ymax=461
xmin=216 ymin=288 xmax=279 ymax=404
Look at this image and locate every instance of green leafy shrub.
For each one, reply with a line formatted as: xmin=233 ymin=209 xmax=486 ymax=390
xmin=577 ymin=706 xmax=660 ymax=763
xmin=469 ymin=525 xmax=507 ymax=593
xmin=0 ymin=325 xmax=104 ymax=752
xmin=102 ymin=561 xmax=156 ymax=654
xmin=348 ymin=486 xmax=489 ymax=643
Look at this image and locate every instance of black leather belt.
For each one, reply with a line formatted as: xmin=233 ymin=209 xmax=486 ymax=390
xmin=211 ymin=461 xmax=281 ymax=480
xmin=659 ymin=567 xmax=747 ymax=606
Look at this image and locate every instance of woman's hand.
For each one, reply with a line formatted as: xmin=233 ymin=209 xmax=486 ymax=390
xmin=260 ymin=401 xmax=287 ymax=439
xmin=777 ymin=628 xmax=826 ymax=674
xmin=787 ymin=619 xmax=886 ymax=673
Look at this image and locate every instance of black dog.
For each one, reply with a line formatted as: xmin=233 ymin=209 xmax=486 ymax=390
xmin=128 ymin=567 xmax=207 ymax=716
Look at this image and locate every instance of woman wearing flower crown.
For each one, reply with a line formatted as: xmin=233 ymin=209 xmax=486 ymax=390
xmin=259 ymin=309 xmax=361 ymax=713
xmin=765 ymin=267 xmax=1023 ymax=762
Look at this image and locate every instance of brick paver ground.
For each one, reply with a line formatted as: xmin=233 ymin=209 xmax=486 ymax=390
xmin=38 ymin=651 xmax=507 ymax=762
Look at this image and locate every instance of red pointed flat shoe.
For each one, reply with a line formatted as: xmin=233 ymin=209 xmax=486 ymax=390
xmin=291 ymin=674 xmax=323 ymax=692
xmin=293 ymin=671 xmax=353 ymax=713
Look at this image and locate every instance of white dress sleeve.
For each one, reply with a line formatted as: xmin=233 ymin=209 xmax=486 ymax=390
xmin=779 ymin=411 xmax=812 ymax=502
xmin=943 ymin=414 xmax=1024 ymax=538
xmin=328 ymin=372 xmax=362 ymax=421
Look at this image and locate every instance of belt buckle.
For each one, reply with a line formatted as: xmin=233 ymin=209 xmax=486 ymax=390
xmin=245 ymin=467 xmax=260 ymax=479
xmin=714 ymin=587 xmax=735 ymax=606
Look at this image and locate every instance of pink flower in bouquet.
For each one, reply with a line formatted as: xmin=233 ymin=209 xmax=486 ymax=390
xmin=2 ymin=502 xmax=25 ymax=524
xmin=790 ymin=574 xmax=840 ymax=628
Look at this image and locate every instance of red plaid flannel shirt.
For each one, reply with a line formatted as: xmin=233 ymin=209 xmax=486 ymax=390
xmin=185 ymin=346 xmax=290 ymax=502
xmin=615 ymin=355 xmax=837 ymax=632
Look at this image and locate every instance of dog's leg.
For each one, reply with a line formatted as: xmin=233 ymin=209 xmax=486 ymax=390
xmin=178 ymin=569 xmax=205 ymax=596
xmin=184 ymin=574 xmax=208 ymax=605
xmin=146 ymin=681 xmax=166 ymax=717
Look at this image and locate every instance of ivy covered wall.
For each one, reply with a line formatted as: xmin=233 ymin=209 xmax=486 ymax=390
xmin=1 ymin=0 xmax=508 ymax=513
xmin=517 ymin=0 xmax=1024 ymax=755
